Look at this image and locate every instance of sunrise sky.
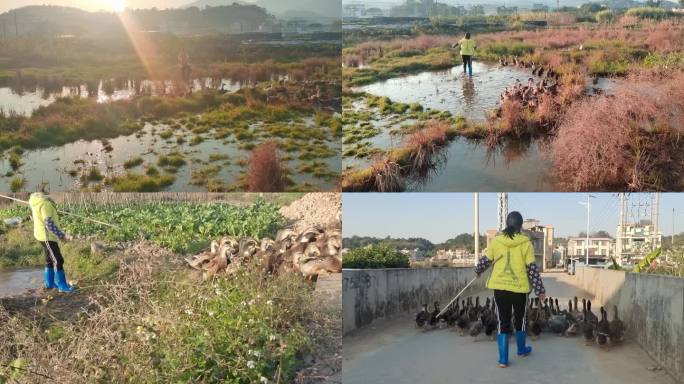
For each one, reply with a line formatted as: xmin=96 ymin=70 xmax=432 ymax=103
xmin=0 ymin=0 xmax=203 ymax=13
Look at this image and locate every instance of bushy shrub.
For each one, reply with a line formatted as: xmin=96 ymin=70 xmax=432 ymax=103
xmin=343 ymin=244 xmax=410 ymax=269
xmin=552 ymin=73 xmax=684 ymax=190
xmin=246 ymin=141 xmax=286 ymax=192
xmin=595 ymin=9 xmax=615 ymax=24
xmin=625 ymin=7 xmax=669 ymax=20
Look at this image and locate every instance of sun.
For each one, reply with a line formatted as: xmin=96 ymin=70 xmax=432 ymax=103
xmin=113 ymin=0 xmax=126 ymax=13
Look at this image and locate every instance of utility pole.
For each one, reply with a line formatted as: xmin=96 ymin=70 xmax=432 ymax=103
xmin=14 ymin=10 xmax=18 ymax=38
xmin=497 ymin=192 xmax=508 ymax=232
xmin=474 ymin=192 xmax=480 ymax=265
xmin=672 ymin=208 xmax=675 ymax=247
xmin=579 ymin=194 xmax=595 ymax=266
xmin=585 ymin=195 xmax=590 ymax=266
xmin=617 ymin=193 xmax=625 ymax=264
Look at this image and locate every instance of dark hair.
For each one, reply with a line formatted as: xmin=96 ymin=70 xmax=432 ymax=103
xmin=502 ymin=211 xmax=523 ymax=239
xmin=465 ymin=32 xmax=471 ymax=39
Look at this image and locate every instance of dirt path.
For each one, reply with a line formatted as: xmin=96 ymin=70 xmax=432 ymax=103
xmin=342 ymin=273 xmax=675 ymax=384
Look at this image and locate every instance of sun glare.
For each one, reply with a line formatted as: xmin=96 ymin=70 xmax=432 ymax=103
xmin=113 ymin=0 xmax=125 ymax=13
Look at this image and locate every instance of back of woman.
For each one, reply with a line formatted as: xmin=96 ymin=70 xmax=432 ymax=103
xmin=474 ymin=211 xmax=546 ymax=368
xmin=486 ymin=233 xmax=535 ymax=294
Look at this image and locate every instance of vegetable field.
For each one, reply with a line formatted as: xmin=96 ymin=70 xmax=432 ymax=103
xmin=0 ymin=199 xmax=284 ymax=253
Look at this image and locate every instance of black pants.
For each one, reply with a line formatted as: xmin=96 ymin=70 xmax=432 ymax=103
xmin=41 ymin=241 xmax=64 ymax=270
xmin=493 ymin=289 xmax=527 ymax=334
xmin=462 ymin=55 xmax=473 ymax=73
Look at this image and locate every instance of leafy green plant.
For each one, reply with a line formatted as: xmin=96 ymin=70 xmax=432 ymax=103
xmin=1 ymin=199 xmax=284 ymax=254
xmin=343 ymin=244 xmax=410 ymax=269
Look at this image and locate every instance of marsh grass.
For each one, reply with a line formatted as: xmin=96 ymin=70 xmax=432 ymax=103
xmin=553 ymin=72 xmax=684 ymax=191
xmin=107 ymin=173 xmax=176 ymax=192
xmin=9 ymin=175 xmax=25 ymax=192
xmin=123 ymin=157 xmax=144 ymax=169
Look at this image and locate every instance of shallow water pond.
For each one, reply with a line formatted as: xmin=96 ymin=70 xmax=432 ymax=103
xmin=345 ymin=62 xmax=559 ymax=191
xmin=1 ymin=118 xmax=340 ymax=192
xmin=0 ymin=268 xmax=42 ymax=297
xmin=407 ymin=138 xmax=555 ymax=191
xmin=356 ymin=61 xmax=544 ymax=121
xmin=0 ymin=78 xmax=243 ymax=116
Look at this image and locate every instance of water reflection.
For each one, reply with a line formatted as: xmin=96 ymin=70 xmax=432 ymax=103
xmin=0 ymin=77 xmax=246 ymax=116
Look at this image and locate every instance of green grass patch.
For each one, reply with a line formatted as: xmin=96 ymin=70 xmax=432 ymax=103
xmin=107 ymin=173 xmax=176 ymax=192
xmin=123 ymin=156 xmax=144 ymax=169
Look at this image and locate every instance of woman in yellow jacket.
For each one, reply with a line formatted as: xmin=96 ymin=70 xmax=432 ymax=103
xmin=452 ymin=32 xmax=476 ymax=77
xmin=474 ymin=211 xmax=546 ymax=368
xmin=29 ymin=192 xmax=74 ymax=293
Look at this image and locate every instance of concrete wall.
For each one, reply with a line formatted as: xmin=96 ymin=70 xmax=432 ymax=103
xmin=342 ymin=267 xmax=484 ymax=335
xmin=575 ymin=268 xmax=684 ymax=383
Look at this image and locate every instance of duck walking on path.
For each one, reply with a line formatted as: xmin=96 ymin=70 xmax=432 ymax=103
xmin=609 ymin=305 xmax=625 ymax=343
xmin=416 ymin=304 xmax=430 ymax=328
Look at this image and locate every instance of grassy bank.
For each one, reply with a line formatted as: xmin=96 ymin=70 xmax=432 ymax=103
xmin=343 ymin=118 xmax=485 ymax=192
xmin=0 ymin=242 xmax=334 ymax=383
xmin=0 ymin=196 xmax=339 ymax=382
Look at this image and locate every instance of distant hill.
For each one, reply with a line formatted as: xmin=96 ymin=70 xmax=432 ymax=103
xmin=0 ymin=4 xmax=276 ymax=37
xmin=184 ymin=0 xmax=341 ymax=18
xmin=183 ymin=0 xmax=248 ymax=8
xmin=342 ymin=233 xmax=486 ymax=252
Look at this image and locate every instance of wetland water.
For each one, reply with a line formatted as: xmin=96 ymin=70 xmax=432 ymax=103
xmin=348 ymin=61 xmax=555 ymax=191
xmin=0 ymin=78 xmax=243 ymax=116
xmin=0 ymin=268 xmax=42 ymax=297
xmin=0 ymin=119 xmax=340 ymax=192
xmin=357 ymin=61 xmax=543 ymax=121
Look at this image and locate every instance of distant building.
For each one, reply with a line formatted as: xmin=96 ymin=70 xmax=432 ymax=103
xmin=567 ymin=237 xmax=614 ymax=265
xmin=532 ymin=3 xmax=550 ymax=12
xmin=553 ymin=245 xmax=567 ymax=268
xmin=616 ymin=220 xmax=661 ymax=265
xmin=434 ymin=248 xmax=474 ymax=265
xmin=497 ymin=6 xmax=518 ymax=15
xmin=400 ymin=248 xmax=426 ymax=262
xmin=365 ymin=8 xmax=386 ymax=18
xmin=343 ymin=4 xmax=365 ymax=18
xmin=343 ymin=4 xmax=386 ymax=18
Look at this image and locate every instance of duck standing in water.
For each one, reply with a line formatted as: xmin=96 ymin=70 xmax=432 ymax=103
xmin=474 ymin=211 xmax=547 ymax=368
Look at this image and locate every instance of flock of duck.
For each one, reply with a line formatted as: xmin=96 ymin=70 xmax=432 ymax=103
xmin=497 ymin=57 xmax=563 ymax=110
xmin=184 ymin=224 xmax=342 ymax=281
xmin=499 ymin=57 xmax=560 ymax=80
xmin=415 ymin=296 xmax=625 ymax=348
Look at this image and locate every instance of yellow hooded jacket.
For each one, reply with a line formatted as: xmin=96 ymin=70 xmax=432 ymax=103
xmin=29 ymin=192 xmax=61 ymax=242
xmin=459 ymin=37 xmax=476 ymax=56
xmin=485 ymin=233 xmax=535 ymax=294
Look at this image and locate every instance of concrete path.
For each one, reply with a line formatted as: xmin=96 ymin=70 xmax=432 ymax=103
xmin=343 ymin=273 xmax=676 ymax=384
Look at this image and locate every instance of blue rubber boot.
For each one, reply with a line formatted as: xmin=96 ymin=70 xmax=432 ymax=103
xmin=55 ymin=270 xmax=74 ymax=293
xmin=468 ymin=65 xmax=473 ymax=77
xmin=44 ymin=267 xmax=56 ymax=290
xmin=516 ymin=330 xmax=532 ymax=356
xmin=497 ymin=333 xmax=509 ymax=367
